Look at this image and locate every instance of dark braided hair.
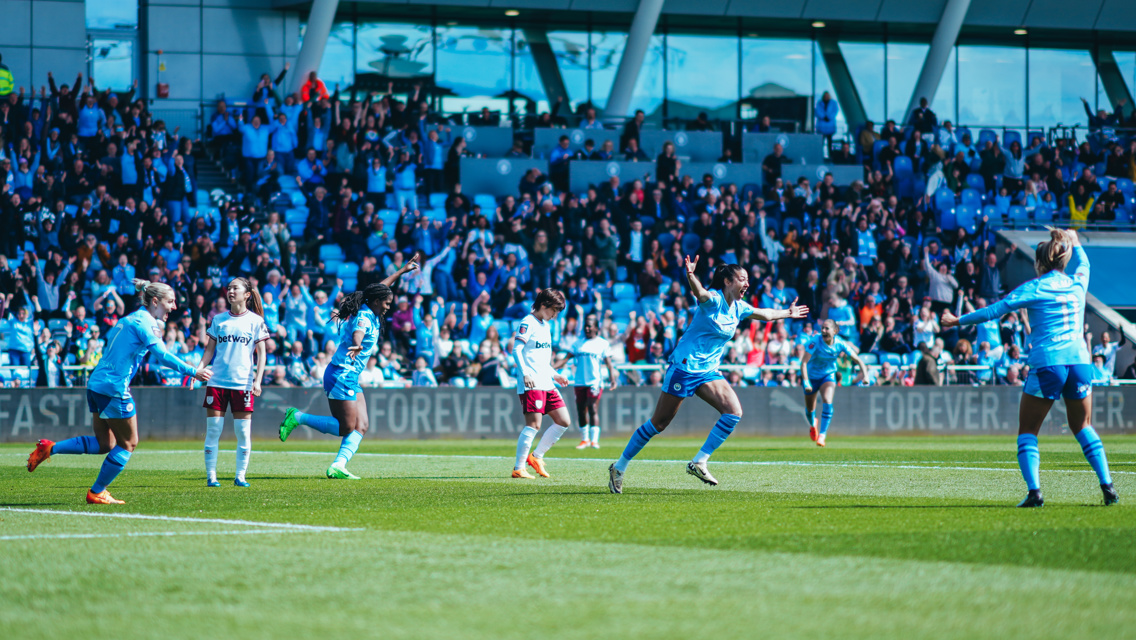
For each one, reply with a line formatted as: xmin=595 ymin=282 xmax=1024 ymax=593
xmin=333 ymin=282 xmax=394 ymax=327
xmin=708 ymin=264 xmax=747 ymax=290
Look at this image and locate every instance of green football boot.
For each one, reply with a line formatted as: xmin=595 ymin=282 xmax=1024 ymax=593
xmin=326 ymin=462 xmax=361 ymax=480
xmin=279 ymin=407 xmax=300 ymax=442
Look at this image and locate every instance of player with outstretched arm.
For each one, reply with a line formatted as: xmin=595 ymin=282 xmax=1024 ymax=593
xmin=511 ymin=289 xmax=573 ymax=479
xmin=26 ymin=280 xmax=213 ymax=504
xmin=942 ymin=229 xmax=1117 ymax=507
xmin=199 ymin=277 xmax=270 ymax=487
xmin=800 ymin=318 xmax=870 ymax=447
xmin=277 ymin=254 xmax=420 ymax=479
xmin=607 ymin=259 xmax=808 ymax=494
xmin=554 ymin=316 xmax=618 ymax=449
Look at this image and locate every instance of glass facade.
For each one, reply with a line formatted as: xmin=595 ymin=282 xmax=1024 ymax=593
xmin=305 ymin=19 xmax=1120 ymax=132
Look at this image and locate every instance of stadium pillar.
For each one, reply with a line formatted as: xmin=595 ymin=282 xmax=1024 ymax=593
xmin=291 ymin=0 xmax=341 ymax=96
xmin=523 ymin=30 xmax=570 ymax=108
xmin=817 ymin=37 xmax=868 ymax=135
xmin=1092 ymin=47 xmax=1135 ymax=118
xmin=603 ymin=0 xmax=665 ymax=118
xmin=904 ymin=0 xmax=971 ymax=123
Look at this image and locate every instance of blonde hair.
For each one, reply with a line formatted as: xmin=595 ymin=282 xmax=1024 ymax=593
xmin=132 ymin=278 xmax=175 ymax=307
xmin=1035 ymin=228 xmax=1075 ymax=276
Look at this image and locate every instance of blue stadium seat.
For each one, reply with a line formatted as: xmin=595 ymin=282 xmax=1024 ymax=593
xmin=426 ymin=209 xmax=447 ymax=223
xmin=319 ymin=244 xmax=345 ymax=261
xmin=657 ymin=232 xmax=676 ymax=252
xmin=741 ymin=183 xmax=761 ymax=203
xmin=871 ymin=139 xmax=889 ymax=166
xmin=615 ymin=265 xmax=628 ymax=282
xmin=955 ymin=204 xmax=978 ymax=233
xmin=284 ymin=208 xmax=307 ymax=223
xmin=340 ymin=278 xmax=357 ymax=293
xmin=681 ymin=233 xmax=701 ymax=256
xmin=290 ymin=191 xmax=306 ymax=206
xmin=893 ymin=155 xmax=914 ymax=179
xmin=933 ymin=187 xmax=955 ymax=214
xmin=939 ymin=208 xmax=957 ymax=232
xmin=1002 ymin=130 xmax=1021 ymax=149
xmin=429 ymin=192 xmax=448 ymax=208
xmin=336 ymin=263 xmax=359 ymax=279
xmin=288 ymin=223 xmax=306 ymax=237
xmin=965 ymin=173 xmax=986 ymax=193
xmin=978 ymin=129 xmax=998 ymax=147
xmin=1116 ymin=178 xmax=1135 ymax=198
xmin=903 ymin=352 xmax=922 ymax=368
xmin=610 ymin=300 xmax=639 ymax=318
xmin=1007 ymin=205 xmax=1028 ymax=225
xmin=473 ymin=194 xmax=498 ymax=212
xmin=613 ymin=283 xmax=636 ymax=300
xmin=982 ymin=204 xmax=1001 ymax=229
xmin=378 ymin=209 xmax=400 ymax=230
xmin=324 ymin=260 xmax=342 ymax=275
xmin=1027 ymin=131 xmax=1045 ymax=147
xmin=960 ymin=188 xmax=982 ymax=209
xmin=880 ymin=353 xmax=903 ymax=367
xmin=955 ymin=127 xmax=972 ymax=143
xmin=781 ymin=217 xmax=803 ymax=236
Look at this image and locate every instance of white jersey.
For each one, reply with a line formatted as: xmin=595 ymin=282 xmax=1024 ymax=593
xmin=206 ymin=310 xmax=270 ymax=391
xmin=573 ymin=336 xmax=610 ymax=388
xmin=514 ymin=314 xmax=556 ymax=394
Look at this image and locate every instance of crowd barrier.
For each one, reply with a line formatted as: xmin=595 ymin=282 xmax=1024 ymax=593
xmin=742 ymin=132 xmax=826 ymax=167
xmin=2 ymin=385 xmax=1132 ymax=443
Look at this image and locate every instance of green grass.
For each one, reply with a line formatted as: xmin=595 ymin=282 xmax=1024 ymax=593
xmin=3 ymin=435 xmax=1136 ymax=639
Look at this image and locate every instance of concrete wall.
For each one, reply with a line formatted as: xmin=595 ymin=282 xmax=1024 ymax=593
xmin=0 ymin=0 xmax=87 ymax=95
xmin=143 ymin=0 xmax=301 ymax=112
xmin=3 ymin=385 xmax=1133 ymax=443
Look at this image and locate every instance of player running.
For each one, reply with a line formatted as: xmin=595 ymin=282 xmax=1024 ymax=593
xmin=277 ymin=255 xmax=419 ymax=479
xmin=555 ymin=317 xmax=618 ymax=449
xmin=608 ymin=259 xmax=808 ymax=494
xmin=199 ymin=277 xmax=269 ymax=487
xmin=511 ymin=289 xmax=573 ymax=479
xmin=942 ymin=229 xmax=1117 ymax=507
xmin=800 ymin=319 xmax=869 ymax=447
xmin=26 ymin=280 xmax=212 ymax=504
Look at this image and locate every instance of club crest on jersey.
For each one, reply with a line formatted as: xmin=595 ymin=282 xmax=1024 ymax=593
xmin=519 ymin=325 xmax=527 ymax=335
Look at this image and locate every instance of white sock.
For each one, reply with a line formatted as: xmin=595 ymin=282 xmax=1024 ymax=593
xmin=533 ymin=424 xmax=568 ymax=459
xmin=692 ymin=451 xmax=710 ymax=464
xmin=204 ymin=416 xmax=224 ymax=482
xmin=514 ymin=427 xmax=538 ymax=470
xmin=580 ymin=424 xmax=590 ymax=441
xmin=234 ymin=418 xmax=252 ymax=481
xmin=590 ymin=425 xmax=601 ymax=445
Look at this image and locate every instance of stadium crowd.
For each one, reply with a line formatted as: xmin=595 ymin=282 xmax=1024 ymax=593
xmin=0 ymin=65 xmax=1132 ymax=389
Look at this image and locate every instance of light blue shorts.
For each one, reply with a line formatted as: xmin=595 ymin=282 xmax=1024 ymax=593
xmin=86 ymin=390 xmax=137 ymax=420
xmin=323 ymin=364 xmax=363 ymax=401
xmin=1024 ymin=365 xmax=1094 ymax=401
xmin=662 ymin=365 xmax=724 ymax=398
xmin=803 ymin=372 xmax=838 ymax=396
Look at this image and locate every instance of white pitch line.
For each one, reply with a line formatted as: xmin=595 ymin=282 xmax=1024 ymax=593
xmin=0 ymin=529 xmax=296 ymax=542
xmin=0 ymin=507 xmax=362 ymax=532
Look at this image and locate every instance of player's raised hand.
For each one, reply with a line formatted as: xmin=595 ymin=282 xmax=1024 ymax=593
xmin=405 ymin=252 xmax=421 ymax=272
xmin=787 ymin=297 xmax=809 ymax=319
xmin=347 ymin=345 xmax=364 ymax=360
xmin=941 ymin=311 xmax=959 ymax=329
xmin=684 ymin=254 xmax=699 ymax=275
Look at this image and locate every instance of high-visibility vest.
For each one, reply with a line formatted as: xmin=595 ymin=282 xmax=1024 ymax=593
xmin=0 ymin=65 xmax=13 ymax=96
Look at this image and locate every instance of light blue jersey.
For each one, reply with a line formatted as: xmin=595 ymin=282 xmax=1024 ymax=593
xmin=804 ymin=334 xmax=854 ymax=378
xmin=668 ymin=290 xmax=755 ymax=374
xmin=87 ymin=309 xmax=197 ymax=398
xmin=330 ymin=307 xmax=381 ymax=376
xmin=960 ymin=246 xmax=1090 ymax=369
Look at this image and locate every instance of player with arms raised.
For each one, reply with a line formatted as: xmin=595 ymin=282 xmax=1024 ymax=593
xmin=555 ymin=316 xmax=618 ymax=449
xmin=608 ymin=259 xmax=808 ymax=494
xmin=943 ymin=229 xmax=1117 ymax=507
xmin=800 ymin=318 xmax=870 ymax=447
xmin=200 ymin=277 xmax=270 ymax=487
xmin=26 ymin=280 xmax=212 ymax=504
xmin=511 ymin=289 xmax=573 ymax=479
xmin=278 ymin=255 xmax=420 ymax=479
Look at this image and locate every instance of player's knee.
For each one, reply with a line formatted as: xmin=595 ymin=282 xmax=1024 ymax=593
xmin=729 ymin=406 xmax=744 ymax=420
xmin=653 ymin=414 xmax=673 ymax=431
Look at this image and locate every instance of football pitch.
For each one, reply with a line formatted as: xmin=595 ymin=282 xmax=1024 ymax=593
xmin=3 ymin=435 xmax=1136 ymax=639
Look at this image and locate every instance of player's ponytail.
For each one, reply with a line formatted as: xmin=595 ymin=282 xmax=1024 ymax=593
xmin=334 ymin=283 xmax=393 ymax=325
xmin=1035 ymin=227 xmax=1074 ymax=276
xmin=709 ymin=264 xmax=746 ymax=290
xmin=132 ymin=278 xmax=174 ymax=308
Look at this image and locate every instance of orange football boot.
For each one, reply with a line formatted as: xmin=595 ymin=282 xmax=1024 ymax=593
xmin=27 ymin=439 xmax=54 ymax=472
xmin=526 ymin=454 xmax=550 ymax=478
xmin=86 ymin=490 xmax=125 ymax=505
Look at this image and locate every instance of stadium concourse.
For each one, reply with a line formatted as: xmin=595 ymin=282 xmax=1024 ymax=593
xmin=1 ymin=67 xmax=1134 ymax=392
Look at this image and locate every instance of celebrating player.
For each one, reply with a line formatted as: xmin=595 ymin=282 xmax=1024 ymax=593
xmin=511 ymin=289 xmax=573 ymax=479
xmin=942 ymin=229 xmax=1117 ymax=507
xmin=199 ymin=277 xmax=269 ymax=487
xmin=800 ymin=319 xmax=870 ymax=447
xmin=555 ymin=317 xmax=618 ymax=449
xmin=608 ymin=259 xmax=808 ymax=494
xmin=26 ymin=280 xmax=212 ymax=504
xmin=277 ymin=255 xmax=419 ymax=479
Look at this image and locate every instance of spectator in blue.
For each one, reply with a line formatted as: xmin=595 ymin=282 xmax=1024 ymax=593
xmin=421 ymin=125 xmax=451 ymax=195
xmin=33 ymin=253 xmax=74 ymax=317
xmin=364 ymin=156 xmax=388 ymax=207
xmin=296 ymin=148 xmax=327 ymax=192
xmin=392 ymin=150 xmax=419 ymax=213
xmin=270 ymin=112 xmax=299 ymax=175
xmin=4 ymin=304 xmax=39 ymax=367
xmin=76 ymin=91 xmax=106 ymax=145
xmin=163 ymin=153 xmax=194 ymax=225
xmin=208 ymin=100 xmax=238 ymax=151
xmin=112 ymin=253 xmax=135 ymax=298
xmin=237 ymin=110 xmax=272 ymax=189
xmin=282 ymin=280 xmax=316 ymax=348
xmin=815 ymin=91 xmax=839 ymax=145
xmin=549 ymin=135 xmax=573 ymax=192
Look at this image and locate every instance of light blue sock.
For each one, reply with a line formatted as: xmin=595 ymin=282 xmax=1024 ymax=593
xmin=298 ymin=411 xmax=342 ymax=436
xmin=805 ymin=410 xmax=816 ymax=428
xmin=694 ymin=414 xmax=741 ymax=463
xmin=91 ymin=446 xmax=131 ymax=494
xmin=614 ymin=421 xmax=659 ymax=472
xmin=1075 ymin=426 xmax=1112 ymax=485
xmin=52 ymin=436 xmax=100 ymax=455
xmin=1016 ymin=434 xmax=1040 ymax=491
xmin=334 ymin=431 xmax=363 ymax=466
xmin=819 ymin=404 xmax=834 ymax=436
